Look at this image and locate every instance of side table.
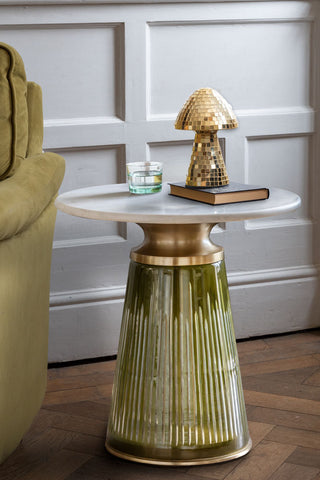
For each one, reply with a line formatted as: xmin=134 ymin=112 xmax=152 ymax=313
xmin=55 ymin=183 xmax=300 ymax=466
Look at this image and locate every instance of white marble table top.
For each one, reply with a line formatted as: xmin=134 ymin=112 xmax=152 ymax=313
xmin=55 ymin=183 xmax=301 ymax=224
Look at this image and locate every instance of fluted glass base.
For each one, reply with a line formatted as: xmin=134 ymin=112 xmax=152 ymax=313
xmin=106 ymin=260 xmax=251 ymax=465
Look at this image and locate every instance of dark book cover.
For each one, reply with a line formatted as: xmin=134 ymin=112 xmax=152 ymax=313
xmin=169 ymin=181 xmax=269 ymax=205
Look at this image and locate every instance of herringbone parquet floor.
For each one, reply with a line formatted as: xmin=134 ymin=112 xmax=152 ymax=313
xmin=0 ymin=329 xmax=319 ymax=480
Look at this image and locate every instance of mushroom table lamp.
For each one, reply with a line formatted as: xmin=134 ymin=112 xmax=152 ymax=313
xmin=175 ymin=88 xmax=238 ymax=188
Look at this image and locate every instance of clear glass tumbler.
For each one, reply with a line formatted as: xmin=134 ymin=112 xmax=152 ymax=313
xmin=127 ymin=162 xmax=163 ymax=194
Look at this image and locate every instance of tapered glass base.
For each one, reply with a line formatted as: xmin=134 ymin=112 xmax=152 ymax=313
xmin=106 ymin=260 xmax=251 ymax=465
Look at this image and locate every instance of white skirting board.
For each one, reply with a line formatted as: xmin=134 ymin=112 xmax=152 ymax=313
xmin=48 ymin=266 xmax=319 ymax=363
xmin=48 ymin=299 xmax=124 ymax=363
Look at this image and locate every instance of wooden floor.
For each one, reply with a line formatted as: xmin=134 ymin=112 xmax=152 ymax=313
xmin=1 ymin=329 xmax=320 ymax=480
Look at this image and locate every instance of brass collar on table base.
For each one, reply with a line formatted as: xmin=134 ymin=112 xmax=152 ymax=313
xmin=130 ymin=223 xmax=224 ymax=266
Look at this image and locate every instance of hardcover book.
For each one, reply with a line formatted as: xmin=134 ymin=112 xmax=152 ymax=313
xmin=169 ymin=181 xmax=269 ymax=205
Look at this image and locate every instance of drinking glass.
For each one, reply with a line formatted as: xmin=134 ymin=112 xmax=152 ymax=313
xmin=127 ymin=162 xmax=163 ymax=194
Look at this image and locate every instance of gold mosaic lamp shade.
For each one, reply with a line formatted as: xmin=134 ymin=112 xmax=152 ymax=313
xmin=175 ymin=88 xmax=238 ymax=188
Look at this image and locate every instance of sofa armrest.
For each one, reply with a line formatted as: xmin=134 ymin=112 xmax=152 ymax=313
xmin=0 ymin=152 xmax=65 ymax=241
xmin=26 ymin=82 xmax=43 ymax=157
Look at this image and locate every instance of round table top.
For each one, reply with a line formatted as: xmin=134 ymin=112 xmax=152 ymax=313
xmin=55 ymin=183 xmax=301 ymax=224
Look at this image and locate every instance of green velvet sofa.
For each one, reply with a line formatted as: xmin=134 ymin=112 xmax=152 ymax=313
xmin=0 ymin=42 xmax=65 ymax=464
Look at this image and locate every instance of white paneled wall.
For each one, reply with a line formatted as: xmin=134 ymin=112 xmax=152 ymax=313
xmin=148 ymin=21 xmax=310 ymax=113
xmin=0 ymin=0 xmax=319 ymax=362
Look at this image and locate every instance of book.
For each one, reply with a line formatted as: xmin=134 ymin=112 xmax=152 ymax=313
xmin=169 ymin=181 xmax=269 ymax=205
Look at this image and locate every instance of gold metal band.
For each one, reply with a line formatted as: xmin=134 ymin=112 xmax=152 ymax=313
xmin=130 ymin=223 xmax=224 ymax=266
xmin=105 ymin=438 xmax=252 ymax=466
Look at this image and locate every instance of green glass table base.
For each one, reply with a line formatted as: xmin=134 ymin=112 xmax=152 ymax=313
xmin=106 ymin=259 xmax=251 ymax=465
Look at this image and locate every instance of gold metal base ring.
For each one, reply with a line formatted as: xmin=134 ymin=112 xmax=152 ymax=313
xmin=105 ymin=438 xmax=252 ymax=466
xmin=130 ymin=223 xmax=224 ymax=266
